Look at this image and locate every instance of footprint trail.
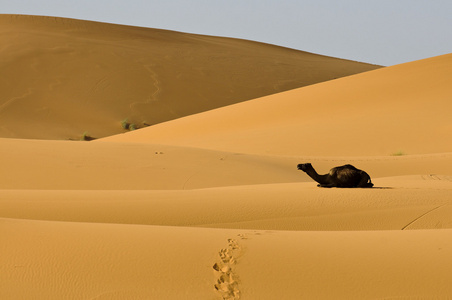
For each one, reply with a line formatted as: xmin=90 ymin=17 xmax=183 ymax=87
xmin=213 ymin=238 xmax=242 ymax=299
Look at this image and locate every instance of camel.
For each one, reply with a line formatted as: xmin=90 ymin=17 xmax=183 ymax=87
xmin=297 ymin=163 xmax=373 ymax=188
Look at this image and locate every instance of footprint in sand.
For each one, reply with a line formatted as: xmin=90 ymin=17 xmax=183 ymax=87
xmin=213 ymin=238 xmax=242 ymax=300
xmin=212 ymin=233 xmax=265 ymax=299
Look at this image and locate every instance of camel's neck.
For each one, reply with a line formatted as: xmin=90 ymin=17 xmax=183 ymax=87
xmin=305 ymin=167 xmax=329 ymax=185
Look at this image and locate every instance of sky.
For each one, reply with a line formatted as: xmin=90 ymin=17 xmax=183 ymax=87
xmin=1 ymin=0 xmax=451 ymax=66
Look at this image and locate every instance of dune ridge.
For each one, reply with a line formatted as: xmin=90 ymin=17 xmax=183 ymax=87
xmin=0 ymin=14 xmax=379 ymax=140
xmin=101 ymin=53 xmax=452 ymax=157
xmin=1 ymin=14 xmax=451 ymax=300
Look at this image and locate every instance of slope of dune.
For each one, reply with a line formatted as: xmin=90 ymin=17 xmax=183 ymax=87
xmin=2 ymin=169 xmax=452 ymax=299
xmin=2 ymin=178 xmax=452 ymax=230
xmin=0 ymin=14 xmax=380 ymax=140
xmin=1 ymin=133 xmax=452 ymax=298
xmin=4 ymin=218 xmax=452 ymax=299
xmin=1 ymin=137 xmax=451 ymax=190
xmin=102 ymin=53 xmax=452 ymax=156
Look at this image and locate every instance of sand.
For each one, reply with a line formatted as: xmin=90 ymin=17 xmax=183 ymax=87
xmin=0 ymin=14 xmax=379 ymax=140
xmin=1 ymin=15 xmax=452 ymax=299
xmin=102 ymin=53 xmax=452 ymax=157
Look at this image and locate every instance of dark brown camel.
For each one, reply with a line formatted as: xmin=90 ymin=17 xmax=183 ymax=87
xmin=297 ymin=163 xmax=373 ymax=188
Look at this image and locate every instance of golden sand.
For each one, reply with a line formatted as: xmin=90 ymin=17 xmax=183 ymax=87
xmin=1 ymin=15 xmax=451 ymax=299
xmin=0 ymin=15 xmax=379 ymax=140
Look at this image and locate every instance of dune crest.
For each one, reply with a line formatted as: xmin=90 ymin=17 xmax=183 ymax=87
xmin=0 ymin=14 xmax=380 ymax=140
xmin=101 ymin=53 xmax=452 ymax=156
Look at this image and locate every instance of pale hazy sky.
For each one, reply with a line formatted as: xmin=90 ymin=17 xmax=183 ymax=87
xmin=2 ymin=0 xmax=451 ymax=66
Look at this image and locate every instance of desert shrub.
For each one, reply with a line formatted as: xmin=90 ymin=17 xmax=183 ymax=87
xmin=392 ymin=150 xmax=405 ymax=156
xmin=81 ymin=132 xmax=95 ymax=141
xmin=121 ymin=119 xmax=130 ymax=130
xmin=121 ymin=119 xmax=138 ymax=131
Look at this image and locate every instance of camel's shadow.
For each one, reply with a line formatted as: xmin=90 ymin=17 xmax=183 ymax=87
xmin=316 ymin=186 xmax=393 ymax=189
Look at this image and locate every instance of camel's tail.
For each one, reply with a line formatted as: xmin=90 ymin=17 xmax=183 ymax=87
xmin=358 ymin=171 xmax=374 ymax=188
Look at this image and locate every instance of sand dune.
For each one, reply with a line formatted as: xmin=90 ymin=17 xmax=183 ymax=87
xmin=2 ymin=140 xmax=450 ymax=297
xmin=1 ymin=137 xmax=451 ymax=298
xmin=0 ymin=137 xmax=451 ymax=190
xmin=3 ymin=215 xmax=452 ymax=299
xmin=1 ymin=14 xmax=452 ymax=300
xmin=0 ymin=15 xmax=379 ymax=140
xmin=102 ymin=53 xmax=452 ymax=156
xmin=1 ymin=178 xmax=452 ymax=230
xmin=2 ymin=173 xmax=452 ymax=298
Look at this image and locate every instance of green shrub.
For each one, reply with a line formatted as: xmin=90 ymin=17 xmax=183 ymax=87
xmin=81 ymin=132 xmax=95 ymax=141
xmin=121 ymin=119 xmax=138 ymax=131
xmin=392 ymin=150 xmax=405 ymax=156
xmin=121 ymin=119 xmax=130 ymax=130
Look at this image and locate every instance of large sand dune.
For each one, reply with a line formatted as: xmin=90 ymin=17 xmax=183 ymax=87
xmin=1 ymin=15 xmax=452 ymax=300
xmin=0 ymin=14 xmax=379 ymax=140
xmin=102 ymin=53 xmax=452 ymax=156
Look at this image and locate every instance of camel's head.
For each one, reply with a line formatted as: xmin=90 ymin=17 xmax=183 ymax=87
xmin=297 ymin=163 xmax=312 ymax=172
